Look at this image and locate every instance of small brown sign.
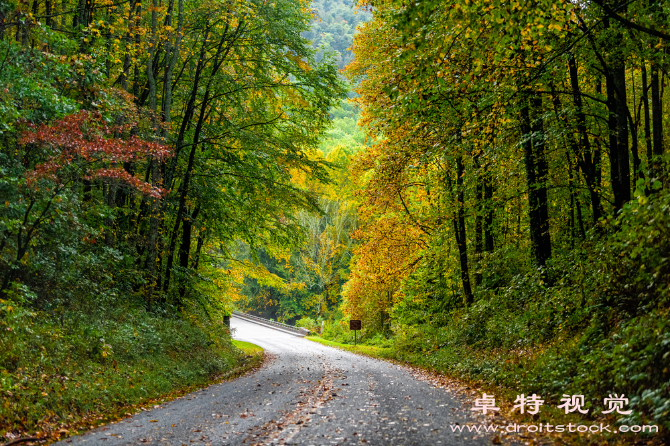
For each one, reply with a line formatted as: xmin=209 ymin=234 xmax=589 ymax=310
xmin=349 ymin=320 xmax=361 ymax=331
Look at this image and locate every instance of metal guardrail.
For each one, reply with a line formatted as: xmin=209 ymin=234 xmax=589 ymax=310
xmin=232 ymin=311 xmax=310 ymax=337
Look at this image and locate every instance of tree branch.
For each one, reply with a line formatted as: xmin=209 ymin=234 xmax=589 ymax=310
xmin=591 ymin=0 xmax=670 ymax=41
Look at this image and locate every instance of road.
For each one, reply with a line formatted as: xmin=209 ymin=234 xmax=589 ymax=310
xmin=56 ymin=316 xmax=502 ymax=445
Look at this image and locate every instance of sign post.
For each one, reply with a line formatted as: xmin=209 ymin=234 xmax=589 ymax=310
xmin=349 ymin=320 xmax=361 ymax=346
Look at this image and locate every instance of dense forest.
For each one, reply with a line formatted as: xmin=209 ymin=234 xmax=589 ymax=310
xmin=303 ymin=0 xmax=371 ymax=70
xmin=230 ymin=0 xmax=366 ymax=323
xmin=2 ymin=0 xmax=670 ymax=442
xmin=343 ymin=0 xmax=670 ymax=437
xmin=242 ymin=0 xmax=670 ymax=439
xmin=0 ymin=0 xmax=344 ymax=439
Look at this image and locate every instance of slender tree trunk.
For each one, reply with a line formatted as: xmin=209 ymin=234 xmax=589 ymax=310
xmin=474 ymin=166 xmax=483 ymax=286
xmin=642 ymin=62 xmax=653 ymax=175
xmin=145 ymin=0 xmax=160 ymax=303
xmin=532 ymin=96 xmax=551 ymax=264
xmin=454 ymin=156 xmax=473 ymax=304
xmin=153 ymin=0 xmax=181 ymax=304
xmin=567 ymin=151 xmax=576 ymax=248
xmin=164 ymin=21 xmax=242 ymax=292
xmin=45 ymin=0 xmax=52 ymax=28
xmin=595 ymin=79 xmax=603 ymax=189
xmin=30 ymin=0 xmax=38 ymax=47
xmin=651 ymin=62 xmax=664 ymax=184
xmin=162 ymin=23 xmax=212 ymax=293
xmin=521 ymin=95 xmax=551 ymax=267
xmin=132 ymin=1 xmax=142 ymax=100
xmin=192 ymin=229 xmax=206 ymax=270
xmin=603 ymin=15 xmax=631 ymax=211
xmin=162 ymin=0 xmax=181 ymax=138
xmin=104 ymin=183 xmax=117 ymax=247
xmin=60 ymin=0 xmax=66 ymax=28
xmin=119 ymin=0 xmax=138 ymax=91
xmin=83 ymin=179 xmax=92 ymax=202
xmin=177 ymin=205 xmax=199 ymax=303
xmin=567 ymin=56 xmax=603 ymax=223
xmin=484 ymin=176 xmax=494 ymax=252
xmin=576 ymin=192 xmax=586 ymax=239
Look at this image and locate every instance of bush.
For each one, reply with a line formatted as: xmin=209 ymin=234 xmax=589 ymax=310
xmin=295 ymin=316 xmax=320 ymax=333
xmin=382 ymin=186 xmax=670 ymax=440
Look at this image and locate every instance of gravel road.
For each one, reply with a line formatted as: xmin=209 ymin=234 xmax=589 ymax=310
xmin=56 ymin=316 xmax=501 ymax=446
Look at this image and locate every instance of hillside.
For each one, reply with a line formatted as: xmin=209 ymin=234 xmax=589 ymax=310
xmin=305 ymin=0 xmax=372 ymax=71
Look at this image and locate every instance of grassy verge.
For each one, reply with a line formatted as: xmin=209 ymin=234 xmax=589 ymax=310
xmin=307 ymin=334 xmax=663 ymax=445
xmin=0 ymin=304 xmax=263 ymax=444
xmin=232 ymin=339 xmax=264 ymax=356
xmin=306 ymin=336 xmax=394 ymax=359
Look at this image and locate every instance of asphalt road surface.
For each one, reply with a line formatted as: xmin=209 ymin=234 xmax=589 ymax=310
xmin=57 ymin=316 xmax=501 ymax=445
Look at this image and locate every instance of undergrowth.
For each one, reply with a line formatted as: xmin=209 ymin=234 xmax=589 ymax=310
xmin=0 ymin=300 xmax=246 ymax=442
xmin=320 ymin=186 xmax=670 ymax=442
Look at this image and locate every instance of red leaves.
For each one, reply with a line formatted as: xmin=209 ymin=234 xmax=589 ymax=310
xmin=20 ymin=111 xmax=172 ymax=197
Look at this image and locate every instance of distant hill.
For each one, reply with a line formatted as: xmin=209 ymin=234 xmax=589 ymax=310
xmin=305 ymin=0 xmax=372 ymax=71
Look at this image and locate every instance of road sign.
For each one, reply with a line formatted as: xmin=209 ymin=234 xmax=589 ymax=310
xmin=350 ymin=320 xmax=361 ymax=345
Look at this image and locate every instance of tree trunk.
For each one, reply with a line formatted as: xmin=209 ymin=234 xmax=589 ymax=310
xmin=143 ymin=0 xmax=160 ymax=302
xmin=521 ymin=95 xmax=551 ymax=267
xmin=164 ymin=21 xmax=241 ymax=292
xmin=177 ymin=205 xmax=199 ymax=303
xmin=651 ymin=62 xmax=663 ymax=183
xmin=104 ymin=183 xmax=117 ymax=247
xmin=484 ymin=176 xmax=494 ymax=252
xmin=45 ymin=0 xmax=51 ymax=28
xmin=642 ymin=62 xmax=653 ymax=176
xmin=119 ymin=0 xmax=138 ymax=91
xmin=567 ymin=56 xmax=602 ymax=223
xmin=132 ymin=1 xmax=142 ymax=100
xmin=192 ymin=228 xmax=206 ymax=270
xmin=604 ymin=15 xmax=631 ymax=211
xmin=61 ymin=0 xmax=66 ymax=28
xmin=474 ymin=166 xmax=483 ymax=286
xmin=454 ymin=156 xmax=473 ymax=304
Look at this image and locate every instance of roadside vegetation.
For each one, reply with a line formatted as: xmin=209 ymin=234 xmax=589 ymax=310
xmin=0 ymin=299 xmax=263 ymax=441
xmin=1 ymin=0 xmax=337 ymax=441
xmin=238 ymin=0 xmax=670 ymax=443
xmin=3 ymin=0 xmax=669 ymax=443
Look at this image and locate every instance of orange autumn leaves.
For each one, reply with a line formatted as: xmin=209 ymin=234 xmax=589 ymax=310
xmin=342 ymin=137 xmax=429 ymax=324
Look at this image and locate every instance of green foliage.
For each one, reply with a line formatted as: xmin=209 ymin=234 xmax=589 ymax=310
xmin=368 ymin=185 xmax=670 ymax=436
xmin=295 ymin=316 xmax=320 ymax=333
xmin=305 ymin=0 xmax=371 ymax=70
xmin=319 ymin=113 xmax=365 ymax=155
xmin=0 ymin=296 xmax=243 ymax=438
xmin=0 ymin=0 xmax=345 ymax=439
xmin=306 ymin=335 xmax=393 ymax=358
xmin=0 ymin=42 xmax=79 ymax=133
xmin=320 ymin=318 xmax=349 ymax=342
xmin=234 ymin=149 xmax=359 ymax=323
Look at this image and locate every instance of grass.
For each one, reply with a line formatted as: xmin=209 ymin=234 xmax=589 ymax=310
xmin=232 ymin=339 xmax=264 ymax=356
xmin=306 ymin=335 xmax=393 ymax=359
xmin=0 ymin=304 xmax=263 ymax=444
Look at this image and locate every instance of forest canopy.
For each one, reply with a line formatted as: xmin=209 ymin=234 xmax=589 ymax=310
xmin=2 ymin=0 xmax=670 ymax=442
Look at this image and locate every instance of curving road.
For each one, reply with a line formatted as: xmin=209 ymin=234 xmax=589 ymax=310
xmin=57 ymin=316 xmax=502 ymax=445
